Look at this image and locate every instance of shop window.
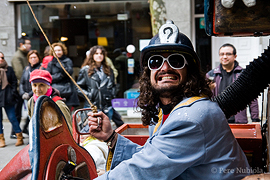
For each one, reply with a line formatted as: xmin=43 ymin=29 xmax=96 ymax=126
xmin=19 ymin=1 xmax=151 ymax=97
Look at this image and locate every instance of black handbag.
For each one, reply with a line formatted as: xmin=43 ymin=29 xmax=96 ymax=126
xmin=5 ymin=84 xmax=19 ymax=105
xmin=52 ymin=81 xmax=72 ymax=97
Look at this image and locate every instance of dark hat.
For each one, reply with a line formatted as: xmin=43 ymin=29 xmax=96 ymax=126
xmin=140 ymin=20 xmax=200 ymax=70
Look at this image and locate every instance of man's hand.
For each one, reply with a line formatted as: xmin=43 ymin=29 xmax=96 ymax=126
xmin=88 ymin=111 xmax=113 ymax=141
xmin=97 ymin=169 xmax=106 ymax=176
xmin=209 ymin=82 xmax=216 ymax=90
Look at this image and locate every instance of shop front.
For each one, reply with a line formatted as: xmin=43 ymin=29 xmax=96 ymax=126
xmin=17 ymin=0 xmax=151 ymax=97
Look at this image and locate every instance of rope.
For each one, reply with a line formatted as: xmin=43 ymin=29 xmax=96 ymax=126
xmin=26 ymin=0 xmax=97 ymax=113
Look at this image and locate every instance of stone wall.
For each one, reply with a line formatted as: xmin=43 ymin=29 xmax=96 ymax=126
xmin=0 ymin=2 xmax=16 ymax=65
xmin=164 ymin=0 xmax=192 ymax=38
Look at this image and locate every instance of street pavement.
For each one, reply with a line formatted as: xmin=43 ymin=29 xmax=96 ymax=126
xmin=0 ymin=119 xmax=29 ymax=170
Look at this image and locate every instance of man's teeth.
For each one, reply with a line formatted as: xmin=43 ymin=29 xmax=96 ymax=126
xmin=162 ymin=76 xmax=176 ymax=80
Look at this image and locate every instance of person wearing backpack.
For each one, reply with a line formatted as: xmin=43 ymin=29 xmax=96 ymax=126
xmin=27 ymin=69 xmax=72 ymax=132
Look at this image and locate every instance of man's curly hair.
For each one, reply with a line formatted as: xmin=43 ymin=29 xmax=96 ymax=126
xmin=137 ymin=58 xmax=213 ymax=126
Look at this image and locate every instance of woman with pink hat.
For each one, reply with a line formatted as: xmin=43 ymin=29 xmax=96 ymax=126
xmin=27 ymin=69 xmax=72 ymax=132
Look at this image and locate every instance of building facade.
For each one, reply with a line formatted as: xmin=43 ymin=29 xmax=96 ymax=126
xmin=1 ymin=0 xmax=269 ymax=118
xmin=2 ymin=0 xmax=194 ymax=96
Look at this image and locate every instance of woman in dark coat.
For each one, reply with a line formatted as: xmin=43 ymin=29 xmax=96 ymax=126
xmin=0 ymin=52 xmax=24 ymax=147
xmin=20 ymin=50 xmax=41 ymax=99
xmin=77 ymin=45 xmax=124 ymax=128
xmin=19 ymin=50 xmax=42 ymax=134
xmin=46 ymin=42 xmax=79 ymax=109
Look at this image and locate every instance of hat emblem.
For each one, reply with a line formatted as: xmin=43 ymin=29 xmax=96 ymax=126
xmin=159 ymin=20 xmax=179 ymax=43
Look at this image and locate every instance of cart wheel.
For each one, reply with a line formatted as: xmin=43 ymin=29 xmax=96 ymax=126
xmin=45 ymin=144 xmax=94 ymax=180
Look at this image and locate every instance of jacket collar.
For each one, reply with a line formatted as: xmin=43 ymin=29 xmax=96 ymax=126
xmin=214 ymin=61 xmax=242 ymax=74
xmin=152 ymin=96 xmax=206 ymax=135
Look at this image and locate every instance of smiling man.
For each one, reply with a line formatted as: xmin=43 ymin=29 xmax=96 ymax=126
xmin=88 ymin=20 xmax=251 ymax=179
xmin=206 ymin=43 xmax=259 ymax=123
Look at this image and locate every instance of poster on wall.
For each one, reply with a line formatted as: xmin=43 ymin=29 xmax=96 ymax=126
xmin=127 ymin=58 xmax=134 ymax=74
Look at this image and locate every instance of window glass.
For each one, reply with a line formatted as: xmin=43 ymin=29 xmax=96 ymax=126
xmin=195 ymin=17 xmax=211 ymax=72
xmin=20 ymin=1 xmax=151 ymax=63
xmin=20 ymin=1 xmax=151 ymax=96
xmin=195 ymin=0 xmax=204 ymax=14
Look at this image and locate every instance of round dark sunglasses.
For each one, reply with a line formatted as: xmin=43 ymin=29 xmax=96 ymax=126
xmin=148 ymin=53 xmax=188 ymax=70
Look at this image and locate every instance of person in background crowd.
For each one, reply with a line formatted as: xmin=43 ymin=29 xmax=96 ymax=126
xmin=80 ymin=134 xmax=108 ymax=172
xmin=27 ymin=69 xmax=72 ymax=132
xmin=41 ymin=45 xmax=53 ymax=69
xmin=10 ymin=36 xmax=31 ymax=139
xmin=77 ymin=45 xmax=124 ymax=128
xmin=113 ymin=48 xmax=128 ymax=97
xmin=46 ymin=42 xmax=80 ymax=111
xmin=87 ymin=20 xmax=250 ymax=179
xmin=86 ymin=49 xmax=118 ymax=84
xmin=105 ymin=57 xmax=118 ymax=84
xmin=19 ymin=50 xmax=42 ymax=135
xmin=0 ymin=52 xmax=24 ymax=147
xmin=206 ymin=43 xmax=260 ymax=123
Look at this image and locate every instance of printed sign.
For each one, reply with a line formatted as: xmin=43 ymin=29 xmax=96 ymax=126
xmin=111 ymin=98 xmax=138 ymax=108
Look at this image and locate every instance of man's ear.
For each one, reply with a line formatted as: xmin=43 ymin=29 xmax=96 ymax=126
xmin=19 ymin=43 xmax=24 ymax=48
xmin=234 ymin=54 xmax=237 ymax=60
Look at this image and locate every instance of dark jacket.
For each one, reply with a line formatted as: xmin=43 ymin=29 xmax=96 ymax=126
xmin=206 ymin=62 xmax=259 ymax=123
xmin=46 ymin=56 xmax=79 ymax=107
xmin=76 ymin=65 xmax=116 ymax=110
xmin=19 ymin=63 xmax=41 ymax=97
xmin=0 ymin=66 xmax=19 ymax=107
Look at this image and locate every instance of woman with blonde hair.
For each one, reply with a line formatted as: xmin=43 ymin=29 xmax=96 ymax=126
xmin=46 ymin=42 xmax=79 ymax=110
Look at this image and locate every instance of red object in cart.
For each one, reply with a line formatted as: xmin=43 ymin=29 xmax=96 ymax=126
xmin=116 ymin=124 xmax=149 ymax=146
xmin=0 ymin=96 xmax=97 ymax=180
